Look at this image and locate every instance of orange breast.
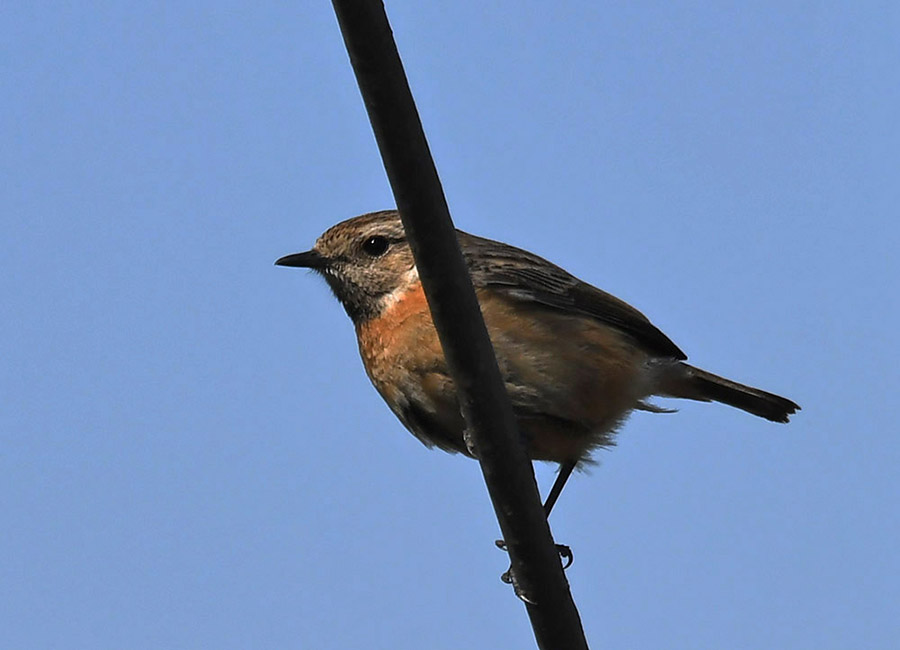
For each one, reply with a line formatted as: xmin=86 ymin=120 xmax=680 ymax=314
xmin=356 ymin=282 xmax=444 ymax=395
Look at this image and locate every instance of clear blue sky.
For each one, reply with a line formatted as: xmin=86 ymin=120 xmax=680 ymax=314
xmin=3 ymin=2 xmax=897 ymax=648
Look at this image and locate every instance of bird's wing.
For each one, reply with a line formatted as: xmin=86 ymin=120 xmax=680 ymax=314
xmin=458 ymin=230 xmax=687 ymax=360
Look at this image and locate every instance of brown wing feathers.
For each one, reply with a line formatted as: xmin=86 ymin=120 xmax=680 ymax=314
xmin=459 ymin=230 xmax=686 ymax=360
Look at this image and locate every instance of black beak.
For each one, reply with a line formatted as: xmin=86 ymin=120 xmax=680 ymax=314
xmin=275 ymin=250 xmax=329 ymax=269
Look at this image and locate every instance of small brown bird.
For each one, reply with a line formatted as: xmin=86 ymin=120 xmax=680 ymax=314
xmin=277 ymin=210 xmax=799 ymax=514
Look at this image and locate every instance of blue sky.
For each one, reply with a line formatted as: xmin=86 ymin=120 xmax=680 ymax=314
xmin=3 ymin=2 xmax=897 ymax=648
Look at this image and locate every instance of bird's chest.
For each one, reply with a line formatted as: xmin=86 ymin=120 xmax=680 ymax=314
xmin=355 ymin=286 xmax=449 ymax=406
xmin=354 ymin=286 xmax=469 ymax=452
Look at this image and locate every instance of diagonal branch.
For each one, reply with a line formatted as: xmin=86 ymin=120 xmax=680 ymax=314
xmin=329 ymin=1 xmax=589 ymax=648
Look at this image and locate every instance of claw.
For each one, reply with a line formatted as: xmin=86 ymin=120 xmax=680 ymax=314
xmin=557 ymin=544 xmax=574 ymax=569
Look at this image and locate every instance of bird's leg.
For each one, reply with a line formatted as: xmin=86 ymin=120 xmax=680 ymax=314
xmin=543 ymin=459 xmax=576 ymax=519
xmin=542 ymin=458 xmax=576 ymax=568
xmin=497 ymin=459 xmax=578 ymax=585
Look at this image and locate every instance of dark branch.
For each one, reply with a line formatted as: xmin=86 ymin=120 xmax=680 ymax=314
xmin=329 ymin=1 xmax=589 ymax=648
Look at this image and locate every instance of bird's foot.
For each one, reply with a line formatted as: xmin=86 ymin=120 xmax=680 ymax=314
xmin=495 ymin=538 xmax=574 ymax=587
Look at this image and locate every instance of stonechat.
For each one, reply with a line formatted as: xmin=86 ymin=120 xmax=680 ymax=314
xmin=276 ymin=210 xmax=799 ymax=512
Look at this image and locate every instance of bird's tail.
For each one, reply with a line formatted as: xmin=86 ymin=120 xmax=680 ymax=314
xmin=661 ymin=363 xmax=799 ymax=423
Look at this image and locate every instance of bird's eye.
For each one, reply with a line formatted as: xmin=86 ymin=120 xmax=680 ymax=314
xmin=361 ymin=235 xmax=390 ymax=257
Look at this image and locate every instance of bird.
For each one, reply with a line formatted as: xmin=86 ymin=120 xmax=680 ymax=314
xmin=276 ymin=209 xmax=799 ymax=516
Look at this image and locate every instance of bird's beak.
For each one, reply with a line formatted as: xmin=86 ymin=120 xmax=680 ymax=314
xmin=274 ymin=250 xmax=329 ymax=269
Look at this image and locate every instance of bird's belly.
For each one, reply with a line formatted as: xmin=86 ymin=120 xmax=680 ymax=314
xmin=356 ymin=287 xmax=653 ymax=462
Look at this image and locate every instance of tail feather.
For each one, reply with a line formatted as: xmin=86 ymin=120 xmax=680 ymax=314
xmin=662 ymin=363 xmax=800 ymax=423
